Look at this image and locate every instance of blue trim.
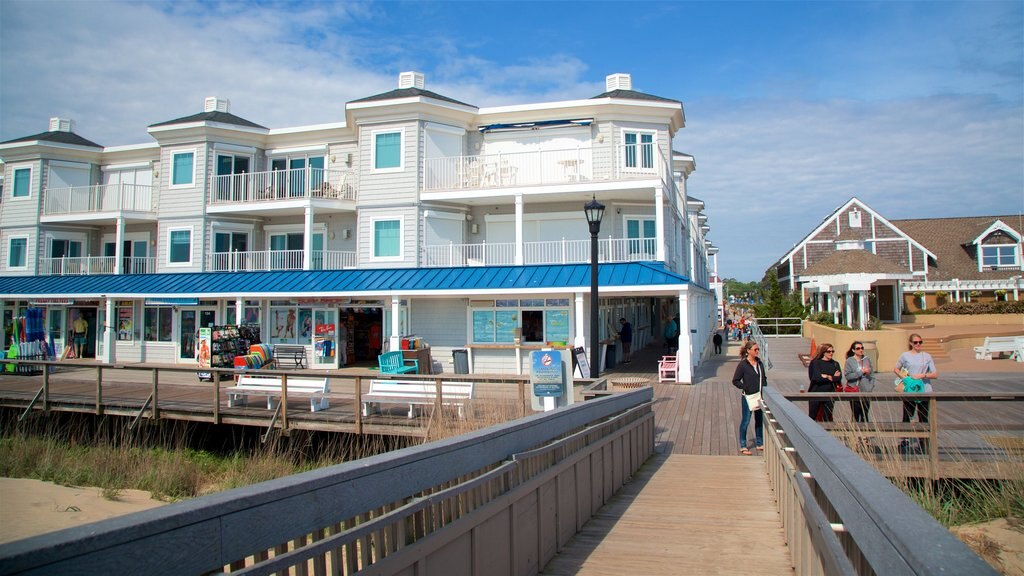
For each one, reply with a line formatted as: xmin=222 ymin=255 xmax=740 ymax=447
xmin=0 ymin=262 xmax=690 ymax=299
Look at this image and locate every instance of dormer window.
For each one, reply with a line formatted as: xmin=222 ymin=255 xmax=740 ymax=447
xmin=981 ymin=245 xmax=1017 ymax=269
xmin=848 ymin=208 xmax=862 ymax=228
xmin=972 ymin=220 xmax=1022 ymax=271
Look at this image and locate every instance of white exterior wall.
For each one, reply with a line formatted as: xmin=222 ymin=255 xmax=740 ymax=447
xmin=408 ymin=298 xmax=467 ymax=372
xmin=1 ymin=161 xmax=42 ymax=229
xmin=158 ymin=144 xmax=209 ymax=218
xmin=356 ymin=121 xmax=418 ymax=204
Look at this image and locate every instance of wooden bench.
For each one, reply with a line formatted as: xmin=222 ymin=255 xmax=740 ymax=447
xmin=226 ymin=375 xmax=329 ymax=412
xmin=378 ymin=350 xmax=418 ymax=374
xmin=274 ymin=344 xmax=307 ymax=369
xmin=362 ymin=379 xmax=474 ymax=418
xmin=974 ymin=336 xmax=1024 ymax=361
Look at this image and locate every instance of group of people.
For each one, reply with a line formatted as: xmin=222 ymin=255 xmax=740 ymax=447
xmin=732 ymin=332 xmax=938 ymax=455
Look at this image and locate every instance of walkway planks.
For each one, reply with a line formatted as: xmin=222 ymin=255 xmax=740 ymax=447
xmin=541 ymin=454 xmax=793 ymax=575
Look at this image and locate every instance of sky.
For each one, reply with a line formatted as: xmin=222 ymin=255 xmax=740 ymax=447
xmin=1 ymin=0 xmax=1022 ymax=281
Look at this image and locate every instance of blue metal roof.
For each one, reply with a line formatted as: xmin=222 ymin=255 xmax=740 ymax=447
xmin=0 ymin=262 xmax=690 ymax=299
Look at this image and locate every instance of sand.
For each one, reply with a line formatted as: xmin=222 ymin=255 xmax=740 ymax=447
xmin=0 ymin=478 xmax=166 ymax=544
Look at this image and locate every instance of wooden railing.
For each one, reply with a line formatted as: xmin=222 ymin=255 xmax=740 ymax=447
xmin=763 ymin=387 xmax=999 ymax=575
xmin=0 ymin=378 xmax=653 ymax=575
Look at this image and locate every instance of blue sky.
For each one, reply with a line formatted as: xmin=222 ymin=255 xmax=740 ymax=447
xmin=2 ymin=0 xmax=1022 ymax=281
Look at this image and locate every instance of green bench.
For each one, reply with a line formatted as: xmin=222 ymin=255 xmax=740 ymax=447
xmin=379 ymin=350 xmax=418 ymax=374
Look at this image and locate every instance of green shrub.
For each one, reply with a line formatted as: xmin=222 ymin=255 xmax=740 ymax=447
xmin=915 ymin=301 xmax=1024 ymax=315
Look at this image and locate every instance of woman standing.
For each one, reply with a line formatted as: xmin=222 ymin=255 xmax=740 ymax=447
xmin=843 ymin=341 xmax=875 ymax=422
xmin=807 ymin=343 xmax=842 ymax=421
xmin=893 ymin=333 xmax=938 ymax=453
xmin=732 ymin=340 xmax=767 ymax=455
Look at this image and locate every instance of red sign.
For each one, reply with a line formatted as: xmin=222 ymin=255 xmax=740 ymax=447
xmin=315 ymin=323 xmax=335 ymax=335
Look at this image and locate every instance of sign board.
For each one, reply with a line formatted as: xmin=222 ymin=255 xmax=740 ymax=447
xmin=196 ymin=327 xmax=212 ymax=381
xmin=572 ymin=346 xmax=590 ymax=378
xmin=530 ymin=350 xmax=564 ymax=397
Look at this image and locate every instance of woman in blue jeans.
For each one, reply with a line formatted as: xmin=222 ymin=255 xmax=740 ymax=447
xmin=732 ymin=340 xmax=767 ymax=455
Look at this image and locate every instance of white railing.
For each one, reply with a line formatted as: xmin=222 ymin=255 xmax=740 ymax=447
xmin=422 ymin=143 xmax=663 ymax=192
xmin=43 ymin=184 xmax=154 ymax=216
xmin=423 ymin=237 xmax=658 ymax=267
xmin=39 ymin=256 xmax=155 ymax=275
xmin=206 ymin=250 xmax=356 ymax=272
xmin=209 ymin=168 xmax=355 ymax=204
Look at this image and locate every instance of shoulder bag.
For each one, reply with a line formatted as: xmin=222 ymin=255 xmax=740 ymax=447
xmin=744 ymin=362 xmax=763 ymax=411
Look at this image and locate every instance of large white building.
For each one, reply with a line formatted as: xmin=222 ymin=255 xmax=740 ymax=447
xmin=0 ymin=72 xmax=719 ymax=381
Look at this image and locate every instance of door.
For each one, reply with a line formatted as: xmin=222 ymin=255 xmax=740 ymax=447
xmin=625 ymin=218 xmax=656 ymax=260
xmin=312 ymin=309 xmax=338 ymax=368
xmin=68 ymin=307 xmax=98 ymax=359
xmin=48 ymin=309 xmax=65 ymax=356
xmin=875 ymin=285 xmax=896 ymax=322
xmin=216 ymin=154 xmax=251 ymax=200
xmin=214 ymin=232 xmax=249 ymax=271
xmin=179 ymin=309 xmax=216 ymax=361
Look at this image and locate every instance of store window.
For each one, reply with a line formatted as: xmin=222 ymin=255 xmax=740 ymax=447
xmin=116 ymin=302 xmax=134 ymax=341
xmin=144 ymin=307 xmax=173 ymax=342
xmin=470 ymin=299 xmax=570 ymax=344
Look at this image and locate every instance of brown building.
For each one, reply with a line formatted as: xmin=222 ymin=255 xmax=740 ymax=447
xmin=770 ymin=198 xmax=1022 ymax=327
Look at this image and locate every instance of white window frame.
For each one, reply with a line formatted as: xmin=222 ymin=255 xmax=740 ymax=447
xmin=371 ymin=128 xmax=405 ymax=173
xmin=11 ymin=166 xmax=32 ymax=199
xmin=45 ymin=231 xmax=88 ymax=258
xmin=370 ymin=217 xmax=404 ymax=261
xmin=620 ymin=129 xmax=658 ymax=172
xmin=979 ymin=244 xmax=1020 ymax=271
xmin=7 ymin=235 xmax=29 ymax=270
xmin=170 ymin=149 xmax=197 ymax=189
xmin=167 ymin=226 xmax=194 ymax=266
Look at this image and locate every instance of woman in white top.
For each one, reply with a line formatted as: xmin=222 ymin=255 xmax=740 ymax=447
xmin=892 ymin=332 xmax=938 ymax=453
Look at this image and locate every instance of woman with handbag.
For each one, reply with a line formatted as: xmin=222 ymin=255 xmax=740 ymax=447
xmin=732 ymin=340 xmax=767 ymax=455
xmin=807 ymin=343 xmax=842 ymax=421
xmin=843 ymin=341 xmax=875 ymax=422
xmin=893 ymin=333 xmax=938 ymax=454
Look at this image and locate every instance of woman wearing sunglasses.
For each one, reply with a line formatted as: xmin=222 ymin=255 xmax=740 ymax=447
xmin=844 ymin=341 xmax=875 ymax=422
xmin=893 ymin=333 xmax=938 ymax=453
xmin=732 ymin=340 xmax=766 ymax=455
xmin=807 ymin=343 xmax=842 ymax=421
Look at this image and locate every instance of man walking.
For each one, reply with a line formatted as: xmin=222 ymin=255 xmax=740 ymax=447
xmin=713 ymin=331 xmax=723 ymax=354
xmin=618 ymin=318 xmax=633 ymax=363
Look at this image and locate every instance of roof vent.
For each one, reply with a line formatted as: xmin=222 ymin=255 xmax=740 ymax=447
xmin=398 ymin=71 xmax=425 ymax=90
xmin=48 ymin=117 xmax=75 ymax=133
xmin=606 ymin=73 xmax=632 ymax=91
xmin=204 ymin=97 xmax=230 ymax=113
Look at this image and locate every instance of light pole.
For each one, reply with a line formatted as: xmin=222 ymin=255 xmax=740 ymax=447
xmin=584 ymin=196 xmax=605 ymax=378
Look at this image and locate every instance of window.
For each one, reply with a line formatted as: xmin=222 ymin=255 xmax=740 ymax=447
xmin=12 ymin=168 xmax=30 ymax=198
xmin=144 ymin=307 xmax=173 ymax=342
xmin=470 ymin=299 xmax=570 ymax=344
xmin=982 ymin=245 xmax=1018 ymax=269
xmin=117 ymin=304 xmax=134 ymax=342
xmin=625 ymin=218 xmax=657 ymax=258
xmin=171 ymin=151 xmax=195 ymax=187
xmin=168 ymin=228 xmax=192 ymax=265
xmin=8 ymin=237 xmax=27 ymax=269
xmin=623 ymin=131 xmax=655 ymax=170
xmin=373 ymin=131 xmax=403 ymax=170
xmin=373 ymin=219 xmax=402 ymax=258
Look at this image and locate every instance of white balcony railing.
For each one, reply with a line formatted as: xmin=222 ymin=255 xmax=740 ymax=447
xmin=40 ymin=256 xmax=156 ymax=275
xmin=422 ymin=238 xmax=658 ymax=267
xmin=43 ymin=184 xmax=154 ymax=216
xmin=206 ymin=250 xmax=357 ymax=272
xmin=210 ymin=168 xmax=355 ymax=205
xmin=422 ymin=143 xmax=664 ymax=192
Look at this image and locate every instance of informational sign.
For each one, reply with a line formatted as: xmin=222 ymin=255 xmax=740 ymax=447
xmin=196 ymin=327 xmax=212 ymax=381
xmin=572 ymin=346 xmax=591 ymax=378
xmin=531 ymin=350 xmax=564 ymax=397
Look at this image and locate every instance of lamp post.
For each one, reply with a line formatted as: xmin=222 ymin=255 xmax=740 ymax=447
xmin=584 ymin=196 xmax=605 ymax=378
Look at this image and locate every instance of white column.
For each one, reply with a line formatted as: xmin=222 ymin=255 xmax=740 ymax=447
xmin=676 ymin=290 xmax=692 ymax=383
xmin=102 ymin=298 xmax=115 ymax=363
xmin=390 ymin=296 xmax=401 ymax=352
xmin=858 ymin=291 xmax=868 ymax=330
xmin=303 ymin=206 xmax=314 ymax=270
xmin=844 ymin=292 xmax=853 ymax=328
xmin=654 ymin=186 xmax=665 ymax=262
xmin=235 ymin=298 xmax=243 ymax=326
xmin=573 ymin=292 xmax=586 ymax=347
xmin=514 ymin=194 xmax=524 ymax=265
xmin=831 ymin=293 xmax=840 ymax=324
xmin=114 ymin=217 xmax=125 ymax=274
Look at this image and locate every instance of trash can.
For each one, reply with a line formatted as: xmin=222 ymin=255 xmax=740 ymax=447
xmin=605 ymin=344 xmax=616 ymax=369
xmin=453 ymin=349 xmax=469 ymax=374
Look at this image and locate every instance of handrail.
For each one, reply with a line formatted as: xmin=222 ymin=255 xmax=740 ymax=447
xmin=763 ymin=386 xmax=996 ymax=575
xmin=747 ymin=319 xmax=774 ymax=369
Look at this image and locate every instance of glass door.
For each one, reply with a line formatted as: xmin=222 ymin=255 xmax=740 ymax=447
xmin=626 ymin=218 xmax=656 ymax=260
xmin=179 ymin=310 xmax=196 ymax=360
xmin=312 ymin=308 xmax=338 ymax=368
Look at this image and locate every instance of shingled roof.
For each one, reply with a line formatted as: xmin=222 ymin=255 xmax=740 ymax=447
xmin=892 ymin=215 xmax=1024 ymax=281
xmin=800 ymin=249 xmax=909 ymax=277
xmin=0 ymin=130 xmax=101 ymax=148
xmin=590 ymin=89 xmax=681 ymax=104
xmin=349 ymin=87 xmax=474 ymax=108
xmin=149 ymin=111 xmax=267 ymax=130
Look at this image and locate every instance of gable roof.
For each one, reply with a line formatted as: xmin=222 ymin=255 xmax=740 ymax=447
xmin=0 ymin=130 xmax=102 ymax=148
xmin=0 ymin=262 xmax=690 ymax=299
xmin=799 ymin=249 xmax=908 ymax=277
xmin=590 ymin=89 xmax=681 ymax=104
xmin=891 ymin=215 xmax=1024 ymax=281
xmin=149 ymin=111 xmax=267 ymax=129
xmin=349 ymin=87 xmax=474 ymax=108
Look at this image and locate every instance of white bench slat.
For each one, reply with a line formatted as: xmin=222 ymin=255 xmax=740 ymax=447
xmin=227 ymin=376 xmax=329 ymax=411
xmin=974 ymin=336 xmax=1024 ymax=361
xmin=363 ymin=379 xmax=474 ymax=419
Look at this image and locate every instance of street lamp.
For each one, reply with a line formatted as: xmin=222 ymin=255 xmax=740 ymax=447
xmin=584 ymin=195 xmax=605 ymax=378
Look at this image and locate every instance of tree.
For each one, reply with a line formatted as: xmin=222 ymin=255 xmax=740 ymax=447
xmin=753 ymin=269 xmax=807 ymax=321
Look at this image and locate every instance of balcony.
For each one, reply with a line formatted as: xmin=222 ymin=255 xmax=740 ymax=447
xmin=422 ymin=237 xmax=658 ymax=267
xmin=210 ymin=168 xmax=355 ymax=206
xmin=422 ymin=143 xmax=665 ymax=192
xmin=206 ymin=250 xmax=357 ymax=272
xmin=43 ymin=184 xmax=155 ymax=217
xmin=40 ymin=256 xmax=156 ymax=276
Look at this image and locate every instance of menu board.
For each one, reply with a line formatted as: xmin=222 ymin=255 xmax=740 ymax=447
xmin=472 ymin=310 xmax=495 ymax=343
xmin=495 ymin=310 xmax=518 ymax=342
xmin=573 ymin=346 xmax=591 ymax=378
xmin=545 ymin=310 xmax=569 ymax=343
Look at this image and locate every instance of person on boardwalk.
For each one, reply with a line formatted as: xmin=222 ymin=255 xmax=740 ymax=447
xmin=732 ymin=340 xmax=766 ymax=455
xmin=807 ymin=342 xmax=841 ymax=421
xmin=71 ymin=313 xmax=88 ymax=359
xmin=844 ymin=340 xmax=875 ymax=422
xmin=617 ymin=318 xmax=633 ymax=363
xmin=893 ymin=332 xmax=938 ymax=454
xmin=664 ymin=315 xmax=678 ymax=352
xmin=713 ymin=331 xmax=723 ymax=354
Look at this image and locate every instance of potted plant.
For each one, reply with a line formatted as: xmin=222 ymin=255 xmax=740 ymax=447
xmin=935 ymin=290 xmax=948 ymax=305
xmin=995 ymin=289 xmax=1008 ymax=301
xmin=913 ymin=291 xmax=926 ymax=309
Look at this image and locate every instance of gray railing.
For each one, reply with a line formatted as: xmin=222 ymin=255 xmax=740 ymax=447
xmin=762 ymin=387 xmax=996 ymax=575
xmin=748 ymin=319 xmax=774 ymax=369
xmin=754 ymin=316 xmax=804 ymax=337
xmin=0 ymin=388 xmax=653 ymax=575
